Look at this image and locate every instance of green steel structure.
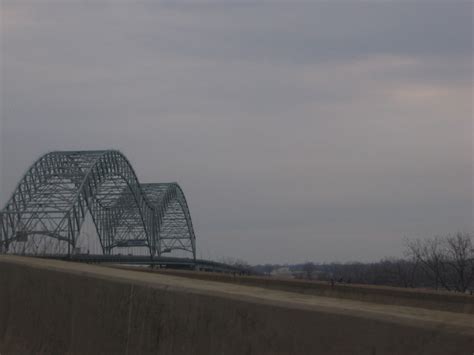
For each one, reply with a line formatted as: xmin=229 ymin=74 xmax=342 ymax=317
xmin=0 ymin=150 xmax=196 ymax=259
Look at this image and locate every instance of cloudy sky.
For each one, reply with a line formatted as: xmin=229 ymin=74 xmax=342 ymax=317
xmin=1 ymin=1 xmax=472 ymax=264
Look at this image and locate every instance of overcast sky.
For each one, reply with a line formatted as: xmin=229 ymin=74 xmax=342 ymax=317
xmin=1 ymin=1 xmax=472 ymax=264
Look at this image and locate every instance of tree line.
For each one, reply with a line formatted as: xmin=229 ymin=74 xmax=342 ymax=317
xmin=252 ymin=232 xmax=474 ymax=293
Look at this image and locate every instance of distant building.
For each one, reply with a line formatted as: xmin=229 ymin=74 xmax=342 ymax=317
xmin=270 ymin=267 xmax=294 ymax=279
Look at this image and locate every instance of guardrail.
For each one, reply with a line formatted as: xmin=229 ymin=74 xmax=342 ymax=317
xmin=34 ymin=254 xmax=252 ymax=274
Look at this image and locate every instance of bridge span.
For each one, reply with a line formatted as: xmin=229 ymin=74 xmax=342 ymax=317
xmin=1 ymin=150 xmax=197 ymax=260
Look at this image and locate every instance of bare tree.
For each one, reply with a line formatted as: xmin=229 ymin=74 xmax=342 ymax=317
xmin=406 ymin=233 xmax=474 ymax=292
xmin=302 ymin=262 xmax=316 ymax=280
xmin=444 ymin=232 xmax=474 ymax=292
xmin=406 ymin=236 xmax=451 ymax=291
xmin=388 ymin=257 xmax=419 ymax=288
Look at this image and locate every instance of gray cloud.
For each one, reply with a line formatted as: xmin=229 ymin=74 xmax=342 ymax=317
xmin=1 ymin=1 xmax=472 ymax=263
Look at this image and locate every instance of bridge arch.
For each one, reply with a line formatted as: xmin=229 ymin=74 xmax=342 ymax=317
xmin=0 ymin=150 xmax=196 ymax=259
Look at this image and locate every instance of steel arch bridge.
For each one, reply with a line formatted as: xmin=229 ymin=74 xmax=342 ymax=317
xmin=0 ymin=150 xmax=196 ymax=259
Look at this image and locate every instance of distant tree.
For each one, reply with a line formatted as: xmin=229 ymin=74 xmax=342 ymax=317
xmin=444 ymin=232 xmax=474 ymax=292
xmin=302 ymin=262 xmax=316 ymax=280
xmin=221 ymin=257 xmax=251 ymax=270
xmin=395 ymin=258 xmax=419 ymax=288
xmin=377 ymin=257 xmax=419 ymax=288
xmin=406 ymin=236 xmax=449 ymax=290
xmin=405 ymin=233 xmax=474 ymax=292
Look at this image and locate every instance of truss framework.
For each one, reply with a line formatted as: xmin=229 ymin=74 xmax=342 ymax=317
xmin=0 ymin=150 xmax=196 ymax=258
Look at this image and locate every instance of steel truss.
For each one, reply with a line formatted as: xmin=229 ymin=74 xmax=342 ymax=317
xmin=0 ymin=150 xmax=196 ymax=259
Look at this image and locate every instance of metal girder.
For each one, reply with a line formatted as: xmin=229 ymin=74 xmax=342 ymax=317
xmin=0 ymin=150 xmax=196 ymax=259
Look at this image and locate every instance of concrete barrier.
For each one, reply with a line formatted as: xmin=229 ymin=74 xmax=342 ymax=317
xmin=121 ymin=267 xmax=474 ymax=314
xmin=0 ymin=256 xmax=473 ymax=354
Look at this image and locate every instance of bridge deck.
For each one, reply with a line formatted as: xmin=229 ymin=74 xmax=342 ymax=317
xmin=33 ymin=254 xmax=250 ymax=274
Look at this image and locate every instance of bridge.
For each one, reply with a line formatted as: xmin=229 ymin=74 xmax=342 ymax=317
xmin=0 ymin=150 xmax=242 ymax=272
